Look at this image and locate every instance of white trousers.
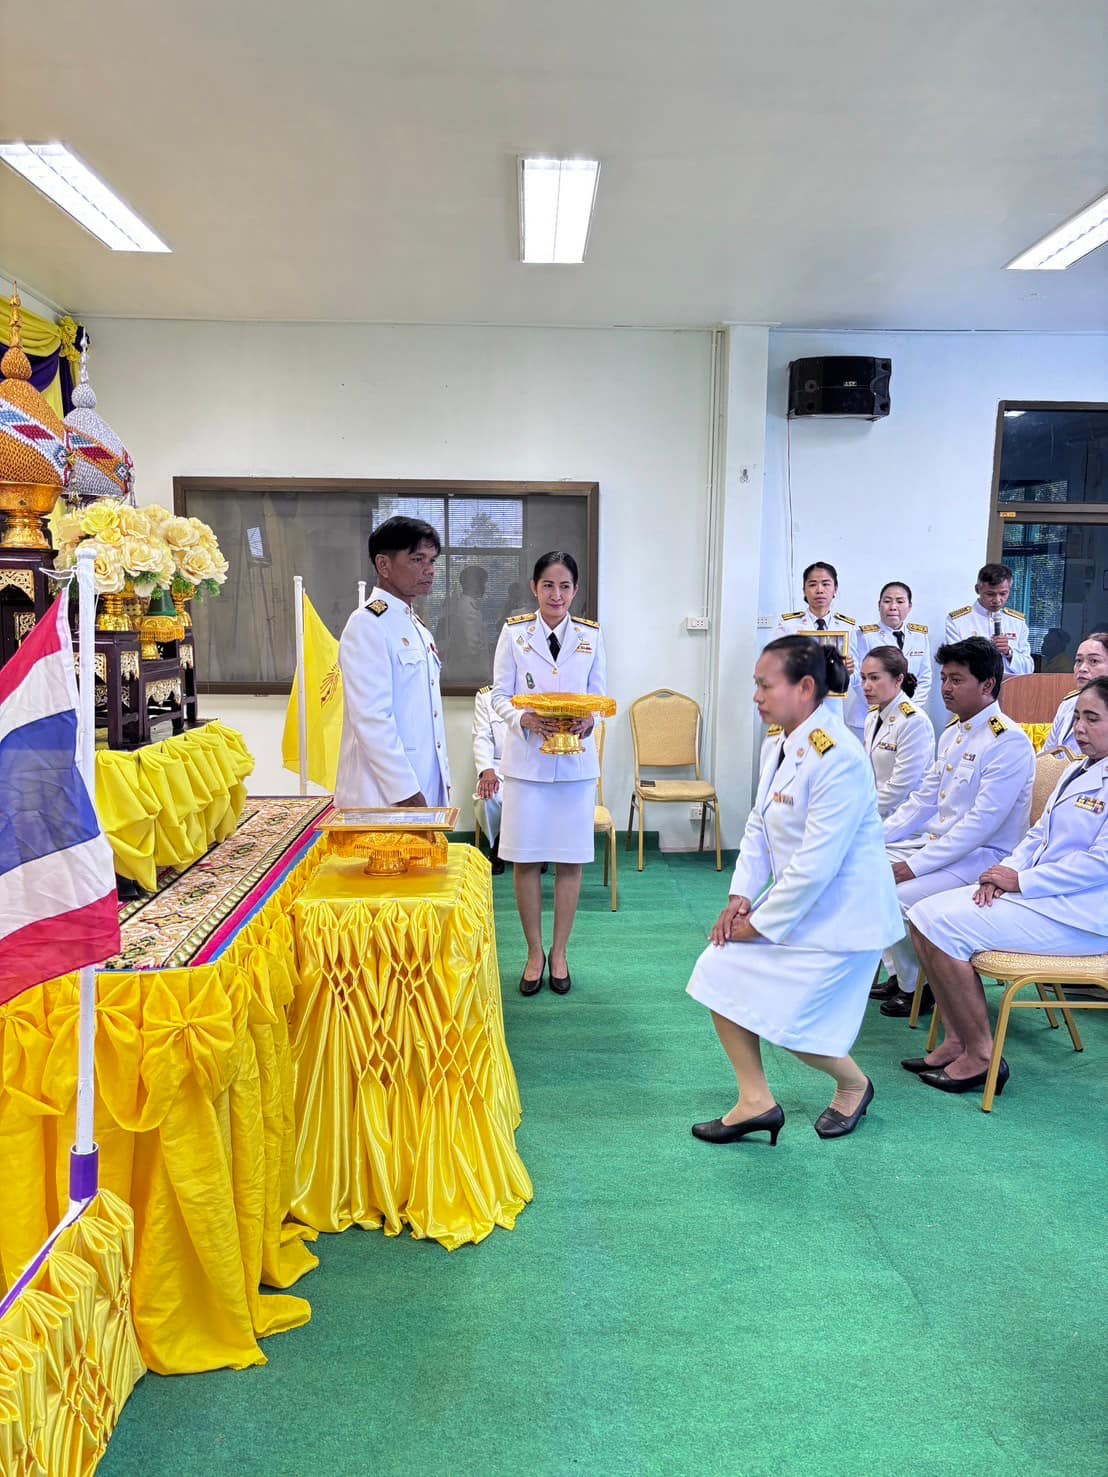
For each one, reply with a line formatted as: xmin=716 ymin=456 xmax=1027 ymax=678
xmin=474 ymin=792 xmax=503 ymax=846
xmin=883 ymin=844 xmax=982 ymax=987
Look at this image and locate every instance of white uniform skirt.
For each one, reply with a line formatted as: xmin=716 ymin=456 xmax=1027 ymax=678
xmin=499 ymin=777 xmax=596 ymax=864
xmin=686 ymin=938 xmax=882 ymax=1057
xmin=908 ymin=886 xmax=1108 ymax=962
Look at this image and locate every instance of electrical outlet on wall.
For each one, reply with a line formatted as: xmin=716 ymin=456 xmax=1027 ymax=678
xmin=756 ymin=615 xmax=773 ymax=629
xmin=685 ymin=615 xmax=710 ymax=632
xmin=689 ymin=803 xmax=704 ymax=819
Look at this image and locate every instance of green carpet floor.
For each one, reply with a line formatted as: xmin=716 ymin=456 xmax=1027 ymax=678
xmin=101 ymin=844 xmax=1107 ymax=1476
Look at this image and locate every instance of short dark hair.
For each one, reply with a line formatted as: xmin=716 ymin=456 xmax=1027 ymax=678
xmin=879 ymin=580 xmax=913 ymax=603
xmin=369 ymin=515 xmax=441 ymax=569
xmin=763 ymin=635 xmax=847 ymax=703
xmin=935 ymin=636 xmax=1004 ymax=697
xmin=862 ymin=643 xmax=918 ymax=699
xmin=1082 ymin=630 xmax=1108 ymax=656
xmin=802 ymin=561 xmax=838 ymax=586
xmin=532 ymin=550 xmax=579 ymax=585
xmin=1078 ymin=676 xmax=1108 ymax=708
xmin=977 ymin=562 xmax=1013 ymax=587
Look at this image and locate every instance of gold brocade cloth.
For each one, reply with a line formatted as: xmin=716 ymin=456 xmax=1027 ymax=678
xmin=96 ymin=721 xmax=254 ymax=891
xmin=291 ymin=845 xmax=533 ymax=1250
xmin=1018 ymin=722 xmax=1054 ymax=754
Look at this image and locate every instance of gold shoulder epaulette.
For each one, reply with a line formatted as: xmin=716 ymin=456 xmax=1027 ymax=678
xmin=477 ymin=684 xmax=492 ymax=694
xmin=574 ymin=616 xmax=600 ymax=629
xmin=367 ymin=599 xmax=388 ymax=616
xmin=949 ymin=605 xmax=973 ymax=619
xmin=907 ymin=622 xmax=928 ymax=633
xmin=835 ymin=611 xmax=856 ymax=626
xmin=868 ymin=703 xmax=880 ymax=711
xmin=782 ymin=610 xmax=804 ymax=621
xmin=899 ymin=701 xmax=916 ymax=718
xmin=1065 ymin=688 xmax=1079 ymax=699
xmin=989 ymin=715 xmax=1007 ymax=736
xmin=506 ymin=612 xmax=534 ymax=626
xmin=810 ymin=728 xmax=835 ymax=755
xmin=860 ymin=624 xmax=880 ymax=633
xmin=1004 ymin=607 xmax=1026 ymax=622
xmin=766 ymin=724 xmax=783 ymax=736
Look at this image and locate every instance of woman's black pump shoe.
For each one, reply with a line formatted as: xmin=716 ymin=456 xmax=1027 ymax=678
xmin=918 ymin=1059 xmax=1009 ymax=1095
xmin=548 ymin=966 xmax=572 ymax=995
xmin=519 ymin=955 xmax=546 ymax=996
xmin=691 ymin=1104 xmax=785 ymax=1145
xmin=814 ymin=1078 xmax=874 ymax=1139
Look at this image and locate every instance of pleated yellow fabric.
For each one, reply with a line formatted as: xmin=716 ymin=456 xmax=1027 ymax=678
xmin=0 ymin=850 xmax=325 ymax=1377
xmin=0 ymin=1191 xmax=145 ymax=1477
xmin=1018 ymin=722 xmax=1054 ymax=754
xmin=291 ymin=846 xmax=532 ymax=1250
xmin=95 ymin=722 xmax=254 ymax=889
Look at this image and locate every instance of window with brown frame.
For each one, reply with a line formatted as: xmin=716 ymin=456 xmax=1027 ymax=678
xmin=172 ymin=478 xmax=599 ymax=695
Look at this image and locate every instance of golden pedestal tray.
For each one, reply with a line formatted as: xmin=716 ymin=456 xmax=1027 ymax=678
xmin=511 ymin=693 xmax=617 ymax=755
xmin=316 ymin=806 xmax=460 ymax=876
xmin=0 ymin=481 xmax=62 ymax=550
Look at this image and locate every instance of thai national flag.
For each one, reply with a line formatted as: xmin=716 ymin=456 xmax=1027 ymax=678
xmin=0 ymin=594 xmax=120 ymax=1005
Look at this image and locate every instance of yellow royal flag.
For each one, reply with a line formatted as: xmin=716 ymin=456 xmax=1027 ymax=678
xmin=282 ymin=593 xmax=343 ymax=790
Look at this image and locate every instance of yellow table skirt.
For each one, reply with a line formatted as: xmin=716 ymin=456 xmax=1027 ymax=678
xmin=95 ymin=721 xmax=255 ymax=890
xmin=0 ymin=1192 xmax=145 ymax=1476
xmin=292 ymin=845 xmax=533 ymax=1250
xmin=1018 ymin=721 xmax=1054 ymax=754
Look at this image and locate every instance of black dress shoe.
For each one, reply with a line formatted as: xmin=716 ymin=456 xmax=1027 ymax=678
xmin=901 ymin=1056 xmax=938 ymax=1074
xmin=813 ymin=1079 xmax=874 ymax=1140
xmin=490 ymin=855 xmax=506 ymax=876
xmin=549 ymin=966 xmax=572 ymax=995
xmin=870 ymin=975 xmax=899 ymax=1001
xmin=919 ymin=1059 xmax=1009 ymax=1096
xmin=880 ymin=985 xmax=933 ymax=1018
xmin=519 ymin=955 xmax=546 ymax=996
xmin=691 ymin=1104 xmax=785 ymax=1145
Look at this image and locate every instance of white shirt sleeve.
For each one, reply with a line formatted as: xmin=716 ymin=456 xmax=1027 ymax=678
xmin=473 ymin=692 xmax=497 ymax=773
xmin=338 ymin=613 xmax=419 ymax=804
xmin=880 ymin=714 xmax=935 ymax=819
xmin=490 ymin=626 xmax=526 ymax=737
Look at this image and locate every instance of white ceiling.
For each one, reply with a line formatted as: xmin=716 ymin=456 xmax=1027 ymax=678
xmin=2 ymin=0 xmax=1107 ymax=330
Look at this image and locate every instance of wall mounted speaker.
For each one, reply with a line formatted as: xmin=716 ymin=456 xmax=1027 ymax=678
xmin=787 ymin=357 xmax=892 ymax=419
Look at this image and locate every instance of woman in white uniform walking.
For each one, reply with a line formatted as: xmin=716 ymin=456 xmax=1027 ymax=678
xmin=686 ymin=637 xmax=903 ymax=1144
xmin=906 ymin=675 xmax=1108 ymax=1096
xmin=859 ymin=645 xmax=936 ymax=818
xmin=491 ymin=552 xmax=606 ymax=996
xmin=1043 ymin=631 xmax=1108 ymax=754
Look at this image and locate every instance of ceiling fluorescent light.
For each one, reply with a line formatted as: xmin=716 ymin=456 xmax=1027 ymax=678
xmin=519 ymin=157 xmax=599 ymax=264
xmin=0 ymin=142 xmax=170 ymax=252
xmin=1005 ymin=186 xmax=1108 ymax=271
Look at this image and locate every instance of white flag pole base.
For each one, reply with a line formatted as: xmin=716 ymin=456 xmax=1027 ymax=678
xmin=293 ymin=574 xmax=308 ymax=796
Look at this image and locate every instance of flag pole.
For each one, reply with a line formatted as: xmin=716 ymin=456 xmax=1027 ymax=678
xmin=294 ymin=574 xmax=308 ymax=796
xmin=357 ymin=579 xmax=366 ymax=609
xmin=71 ymin=545 xmax=99 ymax=1208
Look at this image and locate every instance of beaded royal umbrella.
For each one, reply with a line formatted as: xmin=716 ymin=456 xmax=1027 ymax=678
xmin=511 ymin=692 xmax=617 ymax=755
xmin=64 ymin=333 xmax=135 ymax=505
xmin=0 ymin=286 xmax=70 ymax=548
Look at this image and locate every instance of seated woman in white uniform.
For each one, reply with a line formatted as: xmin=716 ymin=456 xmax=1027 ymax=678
xmin=491 ymin=551 xmax=606 ymax=997
xmin=1043 ymin=631 xmax=1108 ymax=755
xmin=906 ymin=676 xmax=1108 ymax=1097
xmin=686 ymin=637 xmax=903 ymax=1145
xmin=859 ymin=646 xmax=936 ymax=818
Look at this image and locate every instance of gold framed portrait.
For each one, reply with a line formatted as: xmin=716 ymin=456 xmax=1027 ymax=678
xmin=798 ymin=629 xmax=849 ymax=656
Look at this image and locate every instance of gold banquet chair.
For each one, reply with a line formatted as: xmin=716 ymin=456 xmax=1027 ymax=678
xmin=625 ymin=689 xmax=722 ymax=873
xmin=907 ymin=747 xmax=1077 ymax=1029
xmin=594 ymin=719 xmax=617 ymax=910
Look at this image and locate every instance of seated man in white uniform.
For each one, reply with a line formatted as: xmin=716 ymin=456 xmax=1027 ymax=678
xmin=945 ymin=561 xmax=1033 ymax=678
xmin=335 ymin=515 xmax=451 ymax=810
xmin=854 ymin=580 xmax=932 ymax=712
xmin=878 ymin=637 xmax=1035 ymax=1018
xmin=906 ymin=675 xmax=1108 ymax=1096
xmin=771 ymin=560 xmax=861 ymax=737
xmin=473 ymin=683 xmax=507 ymax=874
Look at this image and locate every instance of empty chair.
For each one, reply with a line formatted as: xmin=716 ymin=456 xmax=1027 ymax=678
xmin=626 ymin=689 xmax=721 ymax=872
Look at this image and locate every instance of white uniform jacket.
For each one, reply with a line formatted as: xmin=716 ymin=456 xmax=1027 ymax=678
xmin=882 ymin=700 xmax=1034 ymax=878
xmin=998 ymin=756 xmax=1108 ymax=935
xmin=1044 ymin=690 xmax=1081 ymax=755
xmin=334 ymin=586 xmax=451 ymax=808
xmin=731 ymin=704 xmax=902 ymax=951
xmin=491 ymin=612 xmax=607 ymax=783
xmin=944 ymin=601 xmax=1033 ymax=677
xmin=863 ymin=696 xmax=936 ymax=818
xmin=472 ymin=685 xmax=507 ymax=776
xmin=854 ymin=621 xmax=932 ymax=709
xmin=770 ymin=607 xmax=860 ymax=726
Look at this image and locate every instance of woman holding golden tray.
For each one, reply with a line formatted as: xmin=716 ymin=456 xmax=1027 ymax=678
xmin=490 ymin=551 xmax=614 ymax=997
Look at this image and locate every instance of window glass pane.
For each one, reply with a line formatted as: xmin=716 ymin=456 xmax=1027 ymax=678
xmin=1001 ymin=519 xmax=1108 ymax=668
xmin=998 ymin=408 xmax=1108 ymax=503
xmin=448 ymin=498 xmax=523 ymax=548
xmin=372 ymin=495 xmax=446 ymax=540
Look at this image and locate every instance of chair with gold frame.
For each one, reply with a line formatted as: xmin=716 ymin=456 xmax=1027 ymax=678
xmin=593 ymin=719 xmax=617 ymax=910
xmin=625 ymin=689 xmax=722 ymax=873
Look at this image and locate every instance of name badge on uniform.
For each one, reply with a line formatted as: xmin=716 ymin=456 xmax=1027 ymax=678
xmin=963 ymin=752 xmax=976 ymax=763
xmin=878 ymin=741 xmax=897 ymax=752
xmin=771 ymin=791 xmax=794 ymax=806
xmin=1076 ymin=796 xmax=1105 ymax=814
xmin=526 ymin=673 xmax=535 ymax=690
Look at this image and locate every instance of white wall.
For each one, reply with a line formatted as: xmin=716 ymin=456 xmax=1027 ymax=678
xmin=760 ymin=330 xmax=1108 ymax=722
xmin=83 ymin=318 xmax=745 ymax=846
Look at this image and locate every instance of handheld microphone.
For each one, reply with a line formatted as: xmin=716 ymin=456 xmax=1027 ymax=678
xmin=993 ymin=616 xmax=1002 ymax=638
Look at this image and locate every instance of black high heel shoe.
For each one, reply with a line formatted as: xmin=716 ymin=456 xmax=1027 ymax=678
xmin=901 ymin=1056 xmax=940 ymax=1074
xmin=548 ymin=962 xmax=572 ymax=995
xmin=814 ymin=1078 xmax=874 ymax=1139
xmin=918 ymin=1059 xmax=1009 ymax=1095
xmin=691 ymin=1104 xmax=785 ymax=1145
xmin=519 ymin=954 xmax=546 ymax=996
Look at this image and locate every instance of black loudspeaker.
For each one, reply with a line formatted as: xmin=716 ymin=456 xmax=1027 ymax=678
xmin=787 ymin=357 xmax=892 ymax=419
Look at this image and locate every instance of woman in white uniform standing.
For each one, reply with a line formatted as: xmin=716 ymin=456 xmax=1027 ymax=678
xmin=1043 ymin=631 xmax=1108 ymax=754
xmin=686 ymin=637 xmax=903 ymax=1145
xmin=491 ymin=552 xmax=606 ymax=997
xmin=859 ymin=645 xmax=936 ymax=817
xmin=907 ymin=675 xmax=1108 ymax=1096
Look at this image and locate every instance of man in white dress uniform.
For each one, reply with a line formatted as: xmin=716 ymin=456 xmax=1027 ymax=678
xmin=878 ymin=636 xmax=1034 ymax=1018
xmin=334 ymin=515 xmax=451 ymax=810
xmin=944 ymin=562 xmax=1033 ymax=678
xmin=854 ymin=580 xmax=932 ymax=710
xmin=473 ymin=683 xmax=507 ymax=873
xmin=771 ymin=560 xmax=861 ymax=736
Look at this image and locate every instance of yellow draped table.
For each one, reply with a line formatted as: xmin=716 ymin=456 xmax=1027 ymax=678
xmin=291 ymin=845 xmax=533 ymax=1250
xmin=95 ymin=721 xmax=254 ymax=891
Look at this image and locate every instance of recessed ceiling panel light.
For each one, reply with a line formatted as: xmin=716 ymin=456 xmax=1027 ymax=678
xmin=0 ymin=142 xmax=170 ymax=252
xmin=519 ymin=157 xmax=600 ymax=264
xmin=1005 ymin=187 xmax=1108 ymax=271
